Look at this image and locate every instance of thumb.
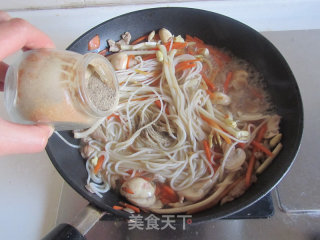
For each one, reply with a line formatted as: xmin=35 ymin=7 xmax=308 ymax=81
xmin=0 ymin=118 xmax=54 ymax=156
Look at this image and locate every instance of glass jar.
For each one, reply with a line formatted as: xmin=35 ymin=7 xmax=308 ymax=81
xmin=4 ymin=49 xmax=119 ymax=130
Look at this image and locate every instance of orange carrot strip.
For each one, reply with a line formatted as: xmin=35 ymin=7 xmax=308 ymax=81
xmin=113 ymin=205 xmax=124 ymax=210
xmin=131 ymin=34 xmax=148 ymax=45
xmin=201 ymin=72 xmax=216 ymax=91
xmin=126 ymin=55 xmax=135 ymax=69
xmin=200 ymin=114 xmax=232 ymax=144
xmin=154 ymin=99 xmax=162 ymax=109
xmin=251 ymin=141 xmax=273 ymax=156
xmin=154 ymin=100 xmax=169 ymax=114
xmin=141 ymin=176 xmax=152 ymax=181
xmin=98 ymin=48 xmax=107 ymax=56
xmin=237 ymin=142 xmax=246 ymax=149
xmin=185 ymin=34 xmax=194 ymax=42
xmin=224 ymin=71 xmax=233 ymax=93
xmin=162 ymin=185 xmax=176 ymax=196
xmin=245 ymin=124 xmax=268 ymax=187
xmin=176 ymin=63 xmax=196 ymax=72
xmin=93 ymin=155 xmax=105 ymax=174
xmin=88 ymin=35 xmax=100 ymax=50
xmin=107 ymin=114 xmax=120 ymax=121
xmin=164 ymin=42 xmax=188 ymax=51
xmin=245 ymin=152 xmax=256 ymax=187
xmin=194 ymin=36 xmax=204 ymax=44
xmin=256 ymin=124 xmax=267 ymax=142
xmin=159 ymin=184 xmax=179 ymax=203
xmin=142 ymin=54 xmax=156 ymax=61
xmin=120 ymin=202 xmax=141 ymax=213
xmin=122 ymin=186 xmax=134 ymax=194
xmin=203 ymin=140 xmax=212 ymax=162
xmin=131 ymin=97 xmax=149 ymax=101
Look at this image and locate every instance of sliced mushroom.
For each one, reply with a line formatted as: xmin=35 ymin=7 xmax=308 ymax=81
xmin=121 ymin=32 xmax=131 ymax=45
xmin=107 ymin=39 xmax=120 ymax=52
xmin=264 ymin=115 xmax=281 ymax=139
xmin=120 ymin=177 xmax=156 ymax=208
xmin=177 ymin=179 xmax=214 ymax=202
xmin=223 ymin=145 xmax=246 ymax=171
xmin=159 ymin=28 xmax=173 ymax=43
xmin=108 ymin=52 xmax=128 ymax=70
xmin=149 ymin=173 xmax=237 ymax=214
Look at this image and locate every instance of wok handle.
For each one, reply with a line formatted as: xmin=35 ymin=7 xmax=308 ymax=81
xmin=42 ymin=204 xmax=105 ymax=240
xmin=42 ymin=224 xmax=86 ymax=240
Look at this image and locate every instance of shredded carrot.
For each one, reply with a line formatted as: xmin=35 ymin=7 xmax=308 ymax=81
xmin=126 ymin=170 xmax=144 ymax=177
xmin=175 ymin=59 xmax=199 ymax=72
xmin=122 ymin=186 xmax=134 ymax=194
xmin=142 ymin=54 xmax=156 ymax=61
xmin=154 ymin=100 xmax=169 ymax=114
xmin=206 ymin=89 xmax=215 ymax=99
xmin=213 ymin=163 xmax=220 ymax=172
xmin=107 ymin=114 xmax=120 ymax=121
xmin=203 ymin=140 xmax=212 ymax=162
xmin=237 ymin=142 xmax=246 ymax=149
xmin=185 ymin=34 xmax=194 ymax=42
xmin=194 ymin=36 xmax=204 ymax=44
xmin=141 ymin=176 xmax=152 ymax=182
xmin=245 ymin=152 xmax=256 ymax=187
xmin=158 ymin=184 xmax=179 ymax=204
xmin=201 ymin=72 xmax=216 ymax=91
xmin=224 ymin=71 xmax=233 ymax=93
xmin=164 ymin=42 xmax=188 ymax=51
xmin=120 ymin=202 xmax=141 ymax=213
xmin=113 ymin=205 xmax=124 ymax=210
xmin=88 ymin=35 xmax=100 ymax=50
xmin=245 ymin=124 xmax=269 ymax=187
xmin=200 ymin=114 xmax=232 ymax=144
xmin=98 ymin=48 xmax=107 ymax=56
xmin=126 ymin=55 xmax=135 ymax=69
xmin=154 ymin=99 xmax=162 ymax=109
xmin=256 ymin=124 xmax=267 ymax=142
xmin=93 ymin=155 xmax=105 ymax=174
xmin=176 ymin=63 xmax=196 ymax=72
xmin=162 ymin=185 xmax=176 ymax=196
xmin=251 ymin=141 xmax=273 ymax=156
xmin=131 ymin=34 xmax=148 ymax=45
xmin=131 ymin=97 xmax=149 ymax=102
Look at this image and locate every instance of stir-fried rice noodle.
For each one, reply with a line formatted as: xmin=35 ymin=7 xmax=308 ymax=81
xmin=75 ymin=29 xmax=282 ymax=213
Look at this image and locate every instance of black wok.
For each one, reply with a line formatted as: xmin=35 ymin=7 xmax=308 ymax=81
xmin=44 ymin=7 xmax=303 ymax=240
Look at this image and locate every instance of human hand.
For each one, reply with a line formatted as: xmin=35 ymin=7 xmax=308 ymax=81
xmin=0 ymin=11 xmax=55 ymax=156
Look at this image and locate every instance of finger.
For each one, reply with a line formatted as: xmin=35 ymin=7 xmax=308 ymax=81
xmin=0 ymin=61 xmax=9 ymax=91
xmin=0 ymin=18 xmax=55 ymax=60
xmin=0 ymin=118 xmax=54 ymax=156
xmin=0 ymin=11 xmax=10 ymax=22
